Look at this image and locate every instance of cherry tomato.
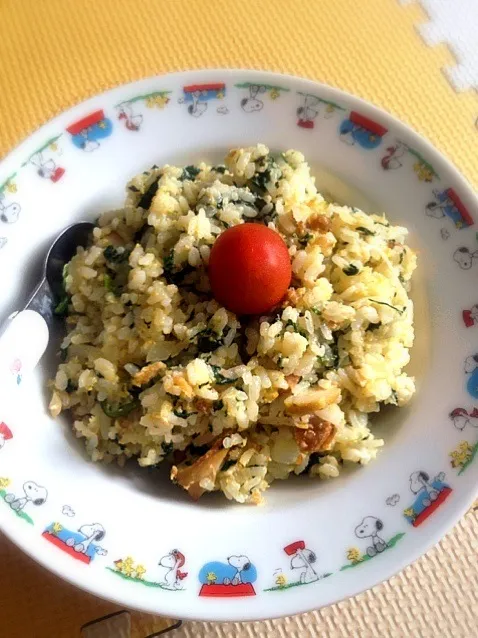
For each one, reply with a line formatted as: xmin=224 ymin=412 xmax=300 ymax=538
xmin=208 ymin=223 xmax=292 ymax=315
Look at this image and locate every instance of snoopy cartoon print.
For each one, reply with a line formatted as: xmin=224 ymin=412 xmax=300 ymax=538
xmin=296 ymin=93 xmax=320 ymax=128
xmin=241 ymin=84 xmax=266 ymax=113
xmin=0 ymin=422 xmax=13 ymax=450
xmin=449 ymin=407 xmax=478 ymax=430
xmin=30 ymin=152 xmax=65 ymax=182
xmin=403 ymin=470 xmax=452 ymax=527
xmin=381 ymin=141 xmax=407 ymax=170
xmin=43 ymin=520 xmax=108 ymax=564
xmin=286 ymin=541 xmax=319 ymax=584
xmin=2 ymin=480 xmax=48 ymax=525
xmin=117 ymin=102 xmax=143 ymax=132
xmin=453 ymin=246 xmax=478 ymax=270
xmin=181 ymin=83 xmax=226 ymax=118
xmin=339 ymin=111 xmax=388 ymax=149
xmin=265 ymin=540 xmax=331 ymax=591
xmin=158 ymin=549 xmax=188 ymax=590
xmin=296 ymin=94 xmax=344 ymax=128
xmin=0 ymin=192 xmax=21 ymax=224
xmin=342 ymin=515 xmax=404 ymax=570
xmin=464 ymin=355 xmax=478 ymax=399
xmin=426 ymin=188 xmax=473 ymax=230
xmin=462 ymin=304 xmax=478 ymax=328
xmin=4 ymin=481 xmax=47 ymax=512
xmin=355 ymin=516 xmax=387 ymax=558
xmin=198 ymin=554 xmax=257 ymax=597
xmin=66 ymin=110 xmax=113 ymax=152
xmin=236 ymin=82 xmax=288 ymax=113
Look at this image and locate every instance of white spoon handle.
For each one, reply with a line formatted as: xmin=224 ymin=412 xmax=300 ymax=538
xmin=0 ymin=310 xmax=49 ymax=391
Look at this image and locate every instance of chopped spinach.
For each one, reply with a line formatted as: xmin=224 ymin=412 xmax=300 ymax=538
xmin=252 ymin=197 xmax=277 ymax=223
xmin=163 ymin=250 xmax=174 ymax=276
xmin=128 ymin=184 xmax=139 ymax=192
xmin=343 ymin=264 xmax=359 ymax=276
xmin=298 ymin=232 xmax=313 ymax=247
xmin=180 ymin=165 xmax=201 ymax=181
xmin=249 ymin=158 xmax=282 ymax=195
xmin=103 ymin=273 xmax=116 ymax=294
xmin=197 ymin=328 xmax=224 ymax=353
xmin=103 ymin=245 xmax=130 ymax=264
xmin=101 ymin=398 xmax=139 ymax=418
xmin=210 ymin=365 xmax=232 ymax=385
xmin=213 ymin=165 xmax=226 ymax=174
xmin=59 ymin=347 xmax=68 ymax=362
xmin=190 ymin=443 xmax=209 ymax=457
xmin=221 ymin=459 xmax=235 ymax=472
xmin=53 ymin=264 xmax=70 ymax=316
xmin=133 ymin=225 xmax=148 ymax=244
xmin=369 ymin=299 xmax=404 ymax=314
xmin=138 ymin=176 xmax=161 ymax=209
xmin=311 ymin=306 xmax=322 ymax=316
xmin=399 ymin=249 xmax=405 ymax=265
xmin=213 ymin=399 xmax=224 ymax=412
xmin=318 ymin=342 xmax=339 ymax=369
xmin=65 ymin=380 xmax=77 ymax=393
xmin=161 ymin=441 xmax=174 ymax=456
xmin=173 ymin=409 xmax=196 ymax=418
xmin=356 ymin=226 xmax=375 ymax=236
xmin=285 ymin=319 xmax=308 ymax=338
xmin=367 ymin=321 xmax=382 ymax=332
xmin=250 ymin=169 xmax=273 ymax=193
xmin=162 ymin=250 xmax=195 ymax=285
xmin=54 ymin=296 xmax=69 ymax=317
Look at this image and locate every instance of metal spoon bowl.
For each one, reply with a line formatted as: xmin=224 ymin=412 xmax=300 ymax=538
xmin=24 ymin=221 xmax=95 ymax=326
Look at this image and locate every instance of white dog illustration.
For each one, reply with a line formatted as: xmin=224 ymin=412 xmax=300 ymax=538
xmin=355 ymin=516 xmax=387 ymax=557
xmin=5 ymin=481 xmax=47 ymax=511
xmin=158 ymin=549 xmax=187 ymax=589
xmin=66 ymin=523 xmax=106 ymax=555
xmin=223 ymin=555 xmax=252 ymax=585
xmin=409 ymin=470 xmax=444 ymax=507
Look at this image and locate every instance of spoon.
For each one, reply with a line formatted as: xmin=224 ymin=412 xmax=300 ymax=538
xmin=24 ymin=221 xmax=95 ymax=324
xmin=0 ymin=222 xmax=94 ymax=390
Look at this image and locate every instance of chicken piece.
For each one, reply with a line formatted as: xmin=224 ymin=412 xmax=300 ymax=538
xmin=195 ymin=399 xmax=212 ymax=414
xmin=283 ymin=287 xmax=307 ymax=309
xmin=132 ymin=361 xmax=166 ymax=386
xmin=308 ymin=214 xmax=331 ymax=232
xmin=311 ymin=232 xmax=336 ymax=256
xmin=284 ymin=387 xmax=341 ymax=416
xmin=170 ymin=374 xmax=195 ymax=399
xmin=173 ymin=443 xmax=229 ymax=500
xmin=294 ymin=417 xmax=336 ymax=452
xmin=286 ymin=374 xmax=300 ymax=391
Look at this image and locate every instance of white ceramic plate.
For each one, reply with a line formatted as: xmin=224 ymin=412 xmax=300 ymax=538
xmin=0 ymin=70 xmax=477 ymax=622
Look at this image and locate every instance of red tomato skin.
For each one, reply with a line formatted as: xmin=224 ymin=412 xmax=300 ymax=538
xmin=208 ymin=223 xmax=292 ymax=315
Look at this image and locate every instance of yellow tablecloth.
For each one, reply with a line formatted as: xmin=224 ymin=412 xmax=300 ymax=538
xmin=0 ymin=0 xmax=477 ymax=636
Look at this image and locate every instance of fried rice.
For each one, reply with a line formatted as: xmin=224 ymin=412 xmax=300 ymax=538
xmin=49 ymin=144 xmax=417 ymax=504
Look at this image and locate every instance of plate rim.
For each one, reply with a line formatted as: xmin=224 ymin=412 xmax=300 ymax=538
xmin=0 ymin=68 xmax=477 ymax=622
